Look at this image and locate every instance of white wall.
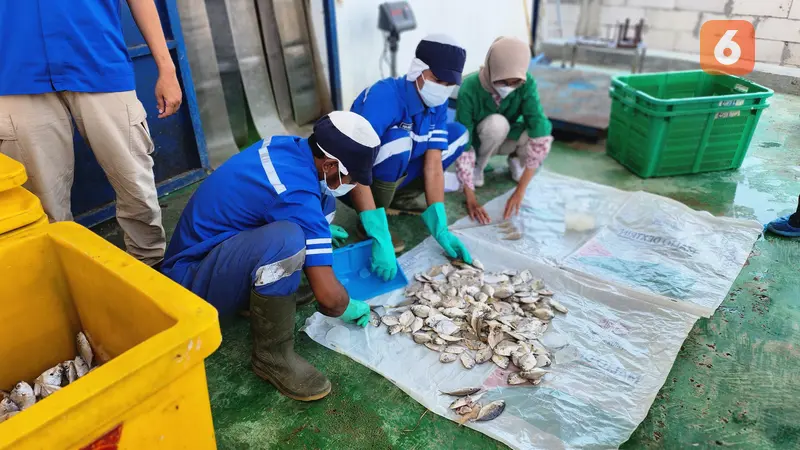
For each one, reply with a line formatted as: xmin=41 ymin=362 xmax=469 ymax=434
xmin=544 ymin=0 xmax=800 ymax=67
xmin=334 ymin=0 xmax=531 ymax=106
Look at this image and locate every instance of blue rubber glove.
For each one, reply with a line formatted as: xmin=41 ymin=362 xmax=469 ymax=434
xmin=421 ymin=202 xmax=473 ymax=264
xmin=359 ymin=208 xmax=398 ymax=282
xmin=330 ymin=224 xmax=349 ymax=248
xmin=339 ymin=299 xmax=371 ymax=328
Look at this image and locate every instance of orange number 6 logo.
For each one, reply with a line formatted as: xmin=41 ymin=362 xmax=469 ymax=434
xmin=700 ymin=20 xmax=755 ymax=76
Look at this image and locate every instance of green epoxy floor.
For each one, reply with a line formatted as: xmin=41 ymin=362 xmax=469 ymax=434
xmin=96 ymin=94 xmax=800 ymax=449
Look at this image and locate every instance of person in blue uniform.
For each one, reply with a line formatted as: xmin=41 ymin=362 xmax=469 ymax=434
xmin=0 ymin=0 xmax=182 ymax=267
xmin=346 ymin=35 xmax=473 ymax=282
xmin=162 ymin=112 xmax=381 ymax=402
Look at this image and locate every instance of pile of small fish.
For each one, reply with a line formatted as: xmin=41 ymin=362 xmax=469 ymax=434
xmin=369 ymin=259 xmax=567 ymax=387
xmin=440 ymin=387 xmax=505 ymax=423
xmin=0 ymin=332 xmax=99 ymax=423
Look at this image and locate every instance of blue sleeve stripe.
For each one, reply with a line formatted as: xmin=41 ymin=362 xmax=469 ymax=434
xmin=305 ymin=253 xmax=334 ymax=267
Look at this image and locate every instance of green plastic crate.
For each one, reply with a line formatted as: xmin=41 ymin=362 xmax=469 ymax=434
xmin=607 ymin=70 xmax=772 ymax=178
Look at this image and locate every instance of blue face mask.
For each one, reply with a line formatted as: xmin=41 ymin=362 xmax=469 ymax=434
xmin=320 ymin=169 xmax=355 ymax=197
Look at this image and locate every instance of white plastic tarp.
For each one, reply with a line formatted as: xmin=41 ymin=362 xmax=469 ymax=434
xmin=305 ymin=238 xmax=698 ymax=449
xmin=304 ymin=171 xmax=761 ymax=448
xmin=451 ymin=171 xmax=763 ymax=317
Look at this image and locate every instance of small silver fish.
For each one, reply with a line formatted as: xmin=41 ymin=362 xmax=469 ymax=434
xmin=533 ymin=308 xmax=555 ymax=321
xmin=60 ymin=361 xmax=78 ymax=386
xmin=460 ymin=352 xmax=476 ymax=369
xmin=425 ymin=342 xmax=445 ymax=352
xmin=494 ymin=340 xmax=520 ymax=357
xmin=476 ymin=400 xmax=506 ymax=421
xmin=399 ymin=310 xmax=415 ymax=328
xmin=388 ymin=324 xmax=404 ymax=335
xmin=491 ymin=354 xmax=510 ymax=369
xmin=535 ymin=354 xmax=552 ymax=368
xmin=74 ymin=356 xmax=90 ymax=377
xmin=440 ymin=387 xmax=482 ymax=397
xmin=475 ymin=347 xmax=493 ymax=364
xmin=0 ymin=397 xmax=20 ymax=423
xmin=410 ymin=305 xmax=431 ymax=318
xmin=77 ymin=332 xmax=94 ymax=367
xmin=518 ymin=354 xmax=538 ymax=372
xmin=437 ymin=334 xmax=463 ymax=343
xmin=410 ymin=317 xmax=424 ymax=333
xmin=520 ymin=368 xmax=548 ymax=381
xmin=507 ymin=372 xmax=528 ymax=385
xmin=449 ymin=391 xmax=485 ymax=410
xmin=455 ymin=405 xmax=474 ymax=415
xmin=444 ymin=346 xmax=466 ymax=354
xmin=381 ymin=315 xmax=400 ymax=327
xmin=441 ymin=308 xmax=467 ymax=319
xmin=548 ymin=298 xmax=568 ymax=314
xmin=369 ymin=310 xmax=381 ymax=327
xmin=439 ymin=353 xmax=458 ymax=363
xmin=471 ymin=259 xmax=485 ymax=271
xmin=413 ymin=332 xmax=433 ymax=344
xmin=10 ymin=382 xmax=35 ymax=410
xmin=503 ymin=232 xmax=523 ymax=241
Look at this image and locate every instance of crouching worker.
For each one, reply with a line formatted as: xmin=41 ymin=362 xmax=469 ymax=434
xmin=454 ymin=36 xmax=553 ymax=223
xmin=161 ymin=112 xmax=381 ymax=401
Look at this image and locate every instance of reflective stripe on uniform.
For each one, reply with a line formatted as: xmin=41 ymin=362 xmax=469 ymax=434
xmin=442 ymin=129 xmax=469 ymax=160
xmin=306 ymin=248 xmax=333 ymax=255
xmin=259 ymin=137 xmax=287 ymax=195
xmin=306 ymin=238 xmax=332 ymax=245
xmin=254 ymin=247 xmax=306 ymax=287
xmin=374 ymin=136 xmax=413 ymax=166
xmin=325 ymin=211 xmax=335 ymax=224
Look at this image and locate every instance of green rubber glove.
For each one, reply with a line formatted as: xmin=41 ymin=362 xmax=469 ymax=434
xmin=339 ymin=299 xmax=371 ymax=328
xmin=330 ymin=224 xmax=348 ymax=248
xmin=359 ymin=208 xmax=398 ymax=282
xmin=421 ymin=202 xmax=473 ymax=264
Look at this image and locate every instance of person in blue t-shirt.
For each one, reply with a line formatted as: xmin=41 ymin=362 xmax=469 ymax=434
xmin=0 ymin=0 xmax=183 ymax=267
xmin=346 ymin=35 xmax=473 ymax=283
xmin=162 ymin=112 xmax=381 ymax=402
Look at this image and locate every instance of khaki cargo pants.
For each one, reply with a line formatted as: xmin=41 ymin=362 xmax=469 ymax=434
xmin=0 ymin=91 xmax=165 ymax=266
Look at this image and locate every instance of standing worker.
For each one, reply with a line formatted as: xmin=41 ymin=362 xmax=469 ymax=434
xmin=347 ymin=34 xmax=473 ymax=281
xmin=161 ymin=112 xmax=381 ymax=402
xmin=454 ymin=36 xmax=553 ymax=224
xmin=0 ymin=0 xmax=182 ymax=267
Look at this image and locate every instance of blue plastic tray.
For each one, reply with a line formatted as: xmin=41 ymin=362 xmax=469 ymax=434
xmin=332 ymin=240 xmax=408 ymax=301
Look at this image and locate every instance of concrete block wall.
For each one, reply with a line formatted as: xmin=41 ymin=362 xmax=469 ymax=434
xmin=544 ymin=0 xmax=800 ymax=67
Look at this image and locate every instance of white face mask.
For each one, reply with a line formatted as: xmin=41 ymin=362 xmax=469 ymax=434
xmin=320 ymin=168 xmax=355 ymax=197
xmin=416 ymin=76 xmax=455 ymax=108
xmin=495 ymin=85 xmax=516 ymax=99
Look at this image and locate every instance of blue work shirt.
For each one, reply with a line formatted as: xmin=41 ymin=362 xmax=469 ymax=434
xmin=163 ymin=137 xmax=334 ymax=284
xmin=0 ymin=0 xmax=135 ymax=95
xmin=350 ymin=76 xmax=449 ymax=165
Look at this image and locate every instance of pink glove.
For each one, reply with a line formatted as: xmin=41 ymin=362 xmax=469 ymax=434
xmin=525 ymin=136 xmax=553 ymax=170
xmin=455 ymin=150 xmax=476 ymax=191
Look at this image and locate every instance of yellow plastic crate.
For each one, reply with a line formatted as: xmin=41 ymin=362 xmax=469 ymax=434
xmin=0 ymin=153 xmax=26 ymax=192
xmin=0 ymin=186 xmax=46 ymax=236
xmin=0 ymin=222 xmax=222 ymax=449
xmin=0 ymin=214 xmax=48 ymax=242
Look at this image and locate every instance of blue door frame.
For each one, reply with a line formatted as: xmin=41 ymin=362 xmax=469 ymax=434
xmin=73 ymin=0 xmax=208 ymax=227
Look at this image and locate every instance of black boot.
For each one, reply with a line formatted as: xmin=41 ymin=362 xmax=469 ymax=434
xmin=249 ymin=290 xmax=331 ymax=401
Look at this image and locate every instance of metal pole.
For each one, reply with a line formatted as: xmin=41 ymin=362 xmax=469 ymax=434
xmin=531 ymin=0 xmax=540 ymax=54
xmin=323 ymin=0 xmax=342 ymax=110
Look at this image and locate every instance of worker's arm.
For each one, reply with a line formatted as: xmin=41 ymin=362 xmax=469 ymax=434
xmin=503 ymin=136 xmax=553 ymax=219
xmin=127 ymin=0 xmax=182 ymax=118
xmin=350 ymin=184 xmax=377 ymax=213
xmin=422 ymin=150 xmax=445 ymax=205
xmin=454 ymin=89 xmax=490 ymax=224
xmin=304 ymin=266 xmax=349 ymax=317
